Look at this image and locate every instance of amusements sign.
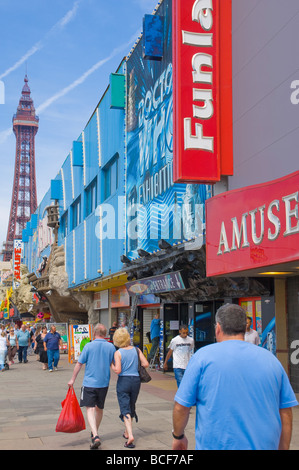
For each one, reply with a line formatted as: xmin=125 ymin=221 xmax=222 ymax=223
xmin=206 ymin=171 xmax=299 ymax=276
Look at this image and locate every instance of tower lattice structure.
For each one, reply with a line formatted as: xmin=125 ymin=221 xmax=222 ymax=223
xmin=3 ymin=75 xmax=39 ymax=261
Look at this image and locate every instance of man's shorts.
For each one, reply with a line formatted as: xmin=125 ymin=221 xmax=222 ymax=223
xmin=80 ymin=386 xmax=108 ymax=409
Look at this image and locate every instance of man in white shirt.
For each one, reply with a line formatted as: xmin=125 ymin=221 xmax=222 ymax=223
xmin=163 ymin=325 xmax=194 ymax=387
xmin=245 ymin=316 xmax=260 ymax=345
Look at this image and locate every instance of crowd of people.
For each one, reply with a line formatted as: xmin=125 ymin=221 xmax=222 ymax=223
xmin=1 ymin=304 xmax=298 ymax=451
xmin=68 ymin=306 xmax=298 ymax=451
xmin=0 ymin=323 xmax=62 ymax=372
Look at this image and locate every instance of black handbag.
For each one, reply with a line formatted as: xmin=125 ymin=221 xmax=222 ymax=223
xmin=135 ymin=347 xmax=152 ymax=383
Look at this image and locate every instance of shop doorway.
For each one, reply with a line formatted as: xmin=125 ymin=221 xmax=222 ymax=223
xmin=163 ymin=303 xmax=189 ymax=370
xmin=140 ymin=306 xmax=160 ymax=357
xmin=239 ymin=297 xmax=262 ymax=340
xmin=194 ymin=301 xmax=223 ymax=351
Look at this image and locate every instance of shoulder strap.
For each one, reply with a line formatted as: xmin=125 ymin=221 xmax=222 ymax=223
xmin=135 ymin=347 xmax=141 ymax=369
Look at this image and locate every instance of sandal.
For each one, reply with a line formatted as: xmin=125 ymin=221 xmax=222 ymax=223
xmin=124 ymin=441 xmax=136 ymax=448
xmin=90 ymin=435 xmax=101 ymax=449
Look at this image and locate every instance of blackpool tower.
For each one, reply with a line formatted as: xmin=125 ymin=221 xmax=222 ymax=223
xmin=3 ymin=75 xmax=39 ymax=261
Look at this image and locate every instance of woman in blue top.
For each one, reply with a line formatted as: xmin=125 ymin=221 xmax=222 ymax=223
xmin=112 ymin=328 xmax=149 ymax=448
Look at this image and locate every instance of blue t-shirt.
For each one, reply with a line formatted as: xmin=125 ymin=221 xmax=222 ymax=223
xmin=118 ymin=347 xmax=139 ymax=377
xmin=43 ymin=332 xmax=61 ymax=350
xmin=16 ymin=330 xmax=30 ymax=347
xmin=78 ymin=338 xmax=115 ymax=388
xmin=175 ymin=340 xmax=298 ymax=450
xmin=150 ymin=318 xmax=160 ymax=340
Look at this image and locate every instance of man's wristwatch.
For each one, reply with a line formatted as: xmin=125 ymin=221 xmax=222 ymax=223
xmin=172 ymin=430 xmax=185 ymax=440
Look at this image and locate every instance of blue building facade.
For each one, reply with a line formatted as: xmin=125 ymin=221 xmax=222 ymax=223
xmin=22 ymin=0 xmax=211 ymax=328
xmin=22 ymin=0 xmax=262 ymax=363
xmin=21 ymin=0 xmax=218 ymax=350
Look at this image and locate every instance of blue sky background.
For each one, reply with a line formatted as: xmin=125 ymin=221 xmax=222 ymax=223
xmin=0 ymin=0 xmax=159 ymax=250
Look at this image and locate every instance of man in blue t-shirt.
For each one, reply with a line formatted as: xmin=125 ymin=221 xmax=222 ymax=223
xmin=68 ymin=323 xmax=115 ymax=450
xmin=43 ymin=325 xmax=62 ymax=372
xmin=16 ymin=324 xmax=31 ymax=363
xmin=172 ymin=304 xmax=298 ymax=451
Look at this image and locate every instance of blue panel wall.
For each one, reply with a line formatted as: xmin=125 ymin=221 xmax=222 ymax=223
xmin=23 ymin=59 xmax=127 ymax=288
xmin=73 ymin=224 xmax=85 ymax=285
xmin=84 ymin=112 xmax=99 ymax=185
xmin=61 ymin=154 xmax=73 ymax=210
xmin=85 ymin=214 xmax=101 ymax=280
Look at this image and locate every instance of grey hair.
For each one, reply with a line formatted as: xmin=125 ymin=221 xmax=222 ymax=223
xmin=215 ymin=303 xmax=247 ymax=336
xmin=93 ymin=323 xmax=107 ymax=338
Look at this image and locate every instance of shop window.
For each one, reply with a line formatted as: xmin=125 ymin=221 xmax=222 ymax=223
xmin=71 ymin=196 xmax=81 ymax=230
xmin=61 ymin=211 xmax=68 ymax=238
xmin=85 ymin=178 xmax=97 ymax=217
xmin=239 ymin=297 xmax=262 ymax=340
xmin=104 ymin=154 xmax=119 ymax=200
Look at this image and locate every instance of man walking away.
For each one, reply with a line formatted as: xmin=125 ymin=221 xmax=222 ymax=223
xmin=43 ymin=325 xmax=62 ymax=372
xmin=172 ymin=304 xmax=298 ymax=450
xmin=68 ymin=323 xmax=115 ymax=450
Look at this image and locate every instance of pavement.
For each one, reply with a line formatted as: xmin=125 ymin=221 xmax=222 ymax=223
xmin=0 ymin=353 xmax=299 ymax=452
xmin=0 ymin=353 xmax=195 ymax=451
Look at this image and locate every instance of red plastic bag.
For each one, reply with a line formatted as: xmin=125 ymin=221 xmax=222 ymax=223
xmin=56 ymin=387 xmax=86 ymax=433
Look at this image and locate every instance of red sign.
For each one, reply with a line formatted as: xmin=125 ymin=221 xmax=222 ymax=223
xmin=206 ymin=171 xmax=299 ymax=276
xmin=111 ymin=286 xmax=130 ymax=308
xmin=172 ymin=0 xmax=233 ymax=183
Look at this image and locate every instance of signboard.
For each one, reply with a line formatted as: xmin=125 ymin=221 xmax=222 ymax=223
xmin=111 ymin=286 xmax=130 ymax=308
xmin=126 ymin=271 xmax=186 ymax=295
xmin=68 ymin=324 xmax=93 ymax=362
xmin=206 ymin=171 xmax=299 ymax=276
xmin=126 ymin=0 xmax=211 ymax=258
xmin=13 ymin=239 xmax=22 ymax=288
xmin=172 ymin=0 xmax=233 ymax=183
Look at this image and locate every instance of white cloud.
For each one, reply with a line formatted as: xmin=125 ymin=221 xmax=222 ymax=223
xmin=36 ymin=29 xmax=141 ymax=116
xmin=0 ymin=128 xmax=13 ymax=144
xmin=0 ymin=0 xmax=82 ymax=81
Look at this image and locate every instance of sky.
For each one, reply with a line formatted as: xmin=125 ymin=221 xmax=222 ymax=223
xmin=0 ymin=0 xmax=159 ymax=250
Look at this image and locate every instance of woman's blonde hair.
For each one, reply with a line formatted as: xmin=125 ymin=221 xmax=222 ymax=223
xmin=113 ymin=327 xmax=131 ymax=348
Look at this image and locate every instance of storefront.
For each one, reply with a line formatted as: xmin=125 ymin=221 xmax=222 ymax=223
xmin=110 ymin=286 xmax=131 ymax=328
xmin=93 ymin=290 xmax=109 ymax=326
xmin=124 ymin=262 xmax=270 ymax=370
xmin=206 ymin=171 xmax=299 ymax=382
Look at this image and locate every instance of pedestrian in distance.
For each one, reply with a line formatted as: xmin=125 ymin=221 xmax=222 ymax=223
xmin=163 ymin=325 xmax=194 ymax=387
xmin=172 ymin=303 xmax=298 ymax=450
xmin=16 ymin=324 xmax=31 ymax=363
xmin=245 ymin=315 xmax=261 ymax=345
xmin=0 ymin=331 xmax=9 ymax=371
xmin=34 ymin=326 xmax=48 ymax=369
xmin=147 ymin=313 xmax=160 ymax=362
xmin=43 ymin=325 xmax=62 ymax=372
xmin=68 ymin=323 xmax=115 ymax=450
xmin=111 ymin=327 xmax=149 ymax=449
xmin=7 ymin=327 xmax=18 ymax=365
xmin=108 ymin=321 xmax=118 ymax=342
